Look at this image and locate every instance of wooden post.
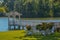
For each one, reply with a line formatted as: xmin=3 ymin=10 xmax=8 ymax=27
xmin=14 ymin=25 xmax=15 ymax=30
xmin=22 ymin=26 xmax=24 ymax=30
xmin=8 ymin=25 xmax=11 ymax=30
xmin=18 ymin=25 xmax=20 ymax=30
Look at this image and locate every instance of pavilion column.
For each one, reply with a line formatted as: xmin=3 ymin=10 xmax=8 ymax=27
xmin=18 ymin=25 xmax=20 ymax=30
xmin=22 ymin=26 xmax=24 ymax=30
xmin=8 ymin=14 xmax=11 ymax=30
xmin=13 ymin=15 xmax=16 ymax=30
xmin=8 ymin=25 xmax=11 ymax=30
xmin=18 ymin=15 xmax=20 ymax=30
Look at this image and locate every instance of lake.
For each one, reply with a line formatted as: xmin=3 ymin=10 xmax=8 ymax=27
xmin=0 ymin=18 xmax=8 ymax=31
xmin=0 ymin=17 xmax=60 ymax=31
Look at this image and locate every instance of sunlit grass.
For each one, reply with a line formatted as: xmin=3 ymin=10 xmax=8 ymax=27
xmin=0 ymin=30 xmax=60 ymax=40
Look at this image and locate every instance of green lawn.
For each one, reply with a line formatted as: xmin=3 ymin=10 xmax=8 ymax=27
xmin=0 ymin=30 xmax=60 ymax=40
xmin=21 ymin=17 xmax=60 ymax=20
xmin=1 ymin=17 xmax=60 ymax=20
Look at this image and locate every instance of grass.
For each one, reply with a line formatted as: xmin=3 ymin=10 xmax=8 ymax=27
xmin=1 ymin=17 xmax=60 ymax=20
xmin=0 ymin=30 xmax=60 ymax=40
xmin=21 ymin=17 xmax=60 ymax=20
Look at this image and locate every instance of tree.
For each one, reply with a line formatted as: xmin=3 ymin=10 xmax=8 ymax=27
xmin=0 ymin=7 xmax=6 ymax=13
xmin=1 ymin=0 xmax=60 ymax=17
xmin=49 ymin=0 xmax=54 ymax=18
xmin=53 ymin=0 xmax=60 ymax=17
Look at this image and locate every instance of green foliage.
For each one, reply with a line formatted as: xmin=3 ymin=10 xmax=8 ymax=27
xmin=36 ymin=24 xmax=42 ymax=30
xmin=0 ymin=7 xmax=6 ymax=13
xmin=42 ymin=22 xmax=47 ymax=30
xmin=36 ymin=22 xmax=54 ymax=30
xmin=47 ymin=22 xmax=54 ymax=29
xmin=26 ymin=25 xmax=31 ymax=30
xmin=1 ymin=0 xmax=60 ymax=17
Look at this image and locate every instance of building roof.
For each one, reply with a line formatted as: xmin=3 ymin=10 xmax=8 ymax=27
xmin=8 ymin=11 xmax=22 ymax=16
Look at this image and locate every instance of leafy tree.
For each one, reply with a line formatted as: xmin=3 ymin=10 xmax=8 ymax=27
xmin=53 ymin=0 xmax=60 ymax=17
xmin=1 ymin=0 xmax=60 ymax=17
xmin=0 ymin=7 xmax=6 ymax=13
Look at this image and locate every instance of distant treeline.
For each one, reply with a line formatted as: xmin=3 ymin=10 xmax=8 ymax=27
xmin=0 ymin=0 xmax=60 ymax=18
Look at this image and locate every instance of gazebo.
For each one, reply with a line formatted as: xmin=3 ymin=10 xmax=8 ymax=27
xmin=8 ymin=11 xmax=22 ymax=30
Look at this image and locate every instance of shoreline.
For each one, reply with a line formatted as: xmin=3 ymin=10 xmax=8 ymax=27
xmin=0 ymin=17 xmax=60 ymax=20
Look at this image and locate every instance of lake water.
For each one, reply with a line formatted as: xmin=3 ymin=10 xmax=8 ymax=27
xmin=0 ymin=18 xmax=8 ymax=31
xmin=0 ymin=17 xmax=60 ymax=31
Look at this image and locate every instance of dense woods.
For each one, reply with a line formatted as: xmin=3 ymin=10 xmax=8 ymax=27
xmin=0 ymin=0 xmax=60 ymax=18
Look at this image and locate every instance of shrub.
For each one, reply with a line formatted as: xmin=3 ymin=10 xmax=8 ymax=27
xmin=42 ymin=22 xmax=47 ymax=30
xmin=47 ymin=22 xmax=54 ymax=29
xmin=36 ymin=24 xmax=42 ymax=30
xmin=36 ymin=23 xmax=48 ymax=30
xmin=26 ymin=25 xmax=31 ymax=30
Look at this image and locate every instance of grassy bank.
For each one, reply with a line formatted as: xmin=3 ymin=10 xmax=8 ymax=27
xmin=1 ymin=17 xmax=60 ymax=20
xmin=0 ymin=30 xmax=60 ymax=40
xmin=21 ymin=17 xmax=60 ymax=20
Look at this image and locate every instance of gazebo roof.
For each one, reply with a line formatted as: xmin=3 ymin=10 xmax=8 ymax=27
xmin=9 ymin=11 xmax=22 ymax=16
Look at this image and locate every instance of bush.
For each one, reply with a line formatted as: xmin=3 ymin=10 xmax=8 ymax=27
xmin=36 ymin=22 xmax=54 ymax=30
xmin=47 ymin=22 xmax=54 ymax=29
xmin=36 ymin=24 xmax=42 ymax=30
xmin=26 ymin=25 xmax=31 ymax=30
xmin=42 ymin=22 xmax=47 ymax=30
xmin=36 ymin=23 xmax=47 ymax=30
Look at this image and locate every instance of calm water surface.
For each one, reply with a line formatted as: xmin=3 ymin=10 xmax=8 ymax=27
xmin=0 ymin=17 xmax=60 ymax=31
xmin=0 ymin=18 xmax=8 ymax=31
